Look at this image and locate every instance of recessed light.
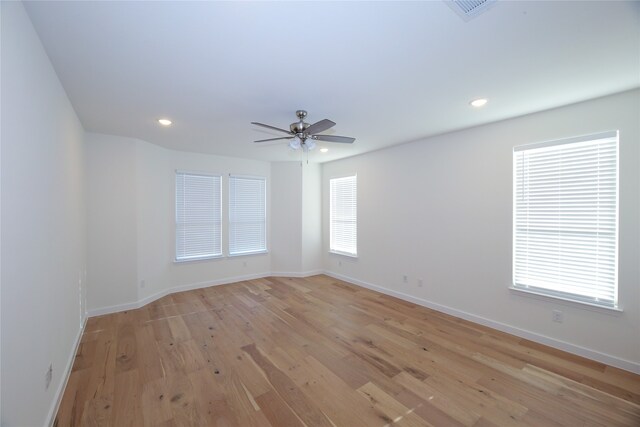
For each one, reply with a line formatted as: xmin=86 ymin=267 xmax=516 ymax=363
xmin=470 ymin=98 xmax=488 ymax=108
xmin=158 ymin=118 xmax=172 ymax=126
xmin=320 ymin=148 xmax=329 ymax=153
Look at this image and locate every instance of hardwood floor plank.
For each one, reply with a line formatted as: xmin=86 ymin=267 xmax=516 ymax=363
xmin=115 ymin=322 xmax=137 ymax=373
xmin=112 ymin=369 xmax=143 ymax=427
xmin=242 ymin=343 xmax=335 ymax=427
xmin=188 ymin=369 xmax=239 ymax=426
xmin=270 ymin=351 xmax=388 ymax=427
xmin=255 ymin=390 xmax=306 ymax=427
xmin=357 ymin=381 xmax=434 ymax=427
xmin=216 ymin=371 xmax=272 ymax=427
xmin=141 ymin=377 xmax=173 ymax=427
xmin=166 ymin=316 xmax=192 ymax=343
xmin=53 ymin=366 xmax=91 ymax=427
xmin=394 ymin=370 xmax=482 ymax=426
xmin=392 ymin=388 xmax=468 ymax=427
xmin=73 ymin=340 xmax=98 ymax=372
xmin=165 ymin=374 xmax=204 ymax=427
xmin=136 ymin=324 xmax=165 ymax=384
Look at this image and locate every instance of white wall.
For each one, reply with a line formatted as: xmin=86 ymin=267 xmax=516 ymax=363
xmin=1 ymin=3 xmax=87 ymax=426
xmin=270 ymin=162 xmax=322 ymax=275
xmin=302 ymin=163 xmax=322 ymax=273
xmin=322 ymin=89 xmax=640 ymax=372
xmin=85 ymin=133 xmax=271 ymax=314
xmin=86 ymin=134 xmax=138 ymax=310
xmin=271 ymin=162 xmax=303 ymax=274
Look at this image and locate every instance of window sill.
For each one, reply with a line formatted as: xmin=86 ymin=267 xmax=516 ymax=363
xmin=329 ymin=250 xmax=358 ymax=258
xmin=174 ymin=254 xmax=224 ymax=264
xmin=228 ymin=250 xmax=268 ymax=257
xmin=509 ymin=286 xmax=622 ymax=314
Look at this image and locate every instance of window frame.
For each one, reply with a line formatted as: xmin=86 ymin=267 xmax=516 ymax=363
xmin=174 ymin=170 xmax=223 ymax=263
xmin=511 ymin=131 xmax=620 ymax=310
xmin=228 ymin=174 xmax=268 ymax=257
xmin=329 ymin=174 xmax=358 ymax=258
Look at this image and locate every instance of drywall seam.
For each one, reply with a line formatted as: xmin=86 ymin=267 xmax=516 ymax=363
xmin=324 ymin=271 xmax=640 ymax=375
xmin=46 ymin=316 xmax=87 ymax=427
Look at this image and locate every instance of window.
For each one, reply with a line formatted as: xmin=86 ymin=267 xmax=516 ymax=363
xmin=229 ymin=175 xmax=267 ymax=256
xmin=513 ymin=131 xmax=618 ymax=308
xmin=175 ymin=171 xmax=222 ymax=261
xmin=330 ymin=175 xmax=357 ymax=256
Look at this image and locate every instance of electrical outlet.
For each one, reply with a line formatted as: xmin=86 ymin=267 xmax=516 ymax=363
xmin=552 ymin=310 xmax=564 ymax=323
xmin=403 ymin=275 xmax=408 ymax=284
xmin=140 ymin=280 xmax=146 ymax=289
xmin=338 ymin=260 xmax=342 ymax=267
xmin=45 ymin=363 xmax=53 ymax=390
xmin=243 ymin=261 xmax=247 ymax=267
xmin=418 ymin=279 xmax=423 ymax=287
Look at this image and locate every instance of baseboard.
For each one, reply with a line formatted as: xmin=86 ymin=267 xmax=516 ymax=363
xmin=270 ymin=269 xmax=324 ymax=278
xmin=88 ymin=300 xmax=141 ymax=317
xmin=46 ymin=315 xmax=87 ymax=427
xmin=323 ymin=271 xmax=640 ymax=375
xmin=87 ymin=272 xmax=272 ymax=317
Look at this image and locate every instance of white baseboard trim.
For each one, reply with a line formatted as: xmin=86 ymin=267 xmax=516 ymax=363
xmin=87 ymin=272 xmax=271 ymax=317
xmin=86 ymin=270 xmax=324 ymax=317
xmin=88 ymin=300 xmax=140 ymax=317
xmin=270 ymin=270 xmax=324 ymax=278
xmin=87 ymin=270 xmax=324 ymax=317
xmin=323 ymin=271 xmax=640 ymax=375
xmin=46 ymin=315 xmax=87 ymax=427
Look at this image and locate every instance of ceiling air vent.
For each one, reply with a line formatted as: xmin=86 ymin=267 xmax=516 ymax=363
xmin=445 ymin=0 xmax=497 ymax=21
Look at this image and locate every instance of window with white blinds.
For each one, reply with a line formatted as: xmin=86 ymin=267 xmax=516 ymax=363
xmin=330 ymin=175 xmax=357 ymax=257
xmin=175 ymin=172 xmax=222 ymax=261
xmin=513 ymin=131 xmax=619 ymax=308
xmin=229 ymin=175 xmax=267 ymax=256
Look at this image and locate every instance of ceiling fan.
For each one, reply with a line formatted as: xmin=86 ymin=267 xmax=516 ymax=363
xmin=251 ymin=110 xmax=355 ymax=151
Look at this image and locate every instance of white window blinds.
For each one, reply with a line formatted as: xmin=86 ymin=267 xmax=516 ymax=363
xmin=175 ymin=172 xmax=222 ymax=261
xmin=513 ymin=131 xmax=618 ymax=308
xmin=229 ymin=175 xmax=267 ymax=256
xmin=330 ymin=175 xmax=357 ymax=256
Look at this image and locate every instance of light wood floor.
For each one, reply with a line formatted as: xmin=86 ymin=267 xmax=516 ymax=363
xmin=55 ymin=275 xmax=640 ymax=427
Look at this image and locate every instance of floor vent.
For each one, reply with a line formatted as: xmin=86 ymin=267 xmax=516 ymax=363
xmin=445 ymin=0 xmax=497 ymax=21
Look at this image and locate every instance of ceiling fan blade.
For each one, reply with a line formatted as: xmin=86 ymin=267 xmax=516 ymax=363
xmin=305 ymin=119 xmax=336 ymax=135
xmin=251 ymin=122 xmax=292 ymax=135
xmin=313 ymin=135 xmax=355 ymax=144
xmin=253 ymin=137 xmax=293 ymax=143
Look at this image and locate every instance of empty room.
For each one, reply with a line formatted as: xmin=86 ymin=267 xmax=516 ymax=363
xmin=2 ymin=1 xmax=639 ymax=426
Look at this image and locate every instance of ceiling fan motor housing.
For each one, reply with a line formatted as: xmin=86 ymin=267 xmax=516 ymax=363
xmin=291 ymin=109 xmax=310 ymax=136
xmin=290 ymin=120 xmax=309 ymax=135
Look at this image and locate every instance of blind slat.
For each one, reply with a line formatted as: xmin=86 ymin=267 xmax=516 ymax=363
xmin=513 ymin=134 xmax=618 ymax=308
xmin=176 ymin=172 xmax=222 ymax=260
xmin=330 ymin=175 xmax=357 ymax=256
xmin=229 ymin=176 xmax=267 ymax=256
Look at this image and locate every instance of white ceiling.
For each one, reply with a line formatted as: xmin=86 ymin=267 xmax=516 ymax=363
xmin=24 ymin=1 xmax=640 ymax=163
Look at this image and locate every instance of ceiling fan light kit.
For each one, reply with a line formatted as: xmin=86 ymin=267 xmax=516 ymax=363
xmin=251 ymin=110 xmax=355 ymax=153
xmin=289 ymin=136 xmax=301 ymax=150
